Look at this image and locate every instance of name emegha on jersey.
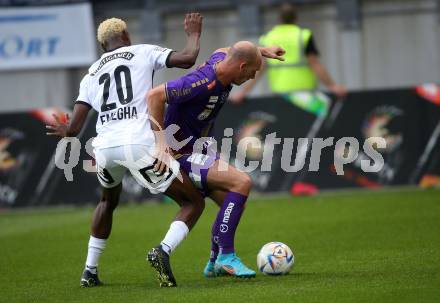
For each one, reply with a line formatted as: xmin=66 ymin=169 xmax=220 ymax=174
xmin=99 ymin=106 xmax=138 ymax=125
xmin=90 ymin=52 xmax=134 ymax=76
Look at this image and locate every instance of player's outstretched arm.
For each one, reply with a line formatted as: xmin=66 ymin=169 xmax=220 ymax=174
xmin=167 ymin=13 xmax=203 ymax=69
xmin=45 ymin=103 xmax=90 ymax=137
xmin=229 ymin=45 xmax=284 ymax=104
xmin=258 ymin=45 xmax=285 ymax=61
xmin=213 ymin=45 xmax=285 ymax=61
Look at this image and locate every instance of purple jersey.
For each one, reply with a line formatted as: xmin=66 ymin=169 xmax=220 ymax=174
xmin=164 ymin=52 xmax=232 ymax=154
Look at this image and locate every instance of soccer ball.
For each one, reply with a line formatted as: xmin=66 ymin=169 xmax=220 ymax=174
xmin=257 ymin=242 xmax=294 ymax=275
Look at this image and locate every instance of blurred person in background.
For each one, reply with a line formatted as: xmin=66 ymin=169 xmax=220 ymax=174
xmin=231 ymin=3 xmax=347 ymax=115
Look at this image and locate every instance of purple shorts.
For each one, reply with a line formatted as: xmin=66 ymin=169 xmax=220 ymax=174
xmin=177 ymin=152 xmax=220 ymax=197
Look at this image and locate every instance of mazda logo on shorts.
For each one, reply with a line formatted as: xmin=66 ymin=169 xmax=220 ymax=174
xmin=220 ymin=224 xmax=228 ymax=233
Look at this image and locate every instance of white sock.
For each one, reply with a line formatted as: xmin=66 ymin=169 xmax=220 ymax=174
xmin=85 ymin=236 xmax=107 ymax=271
xmin=160 ymin=221 xmax=189 ymax=255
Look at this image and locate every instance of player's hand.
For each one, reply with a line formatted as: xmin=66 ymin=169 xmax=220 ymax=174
xmin=46 ymin=113 xmax=70 ymax=137
xmin=153 ymin=133 xmax=172 ymax=175
xmin=328 ymin=84 xmax=348 ymax=100
xmin=260 ymin=45 xmax=286 ymax=61
xmin=154 ymin=148 xmax=170 ymax=176
xmin=184 ymin=13 xmax=203 ymax=37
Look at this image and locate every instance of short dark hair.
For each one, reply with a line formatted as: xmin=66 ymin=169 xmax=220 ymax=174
xmin=279 ymin=3 xmax=297 ymax=24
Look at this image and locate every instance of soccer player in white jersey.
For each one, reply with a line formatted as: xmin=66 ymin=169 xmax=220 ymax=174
xmin=46 ymin=15 xmax=205 ymax=288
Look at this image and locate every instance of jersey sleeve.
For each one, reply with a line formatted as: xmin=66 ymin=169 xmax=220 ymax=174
xmin=143 ymin=44 xmax=174 ymax=70
xmin=75 ymin=74 xmax=92 ymax=108
xmin=209 ymin=51 xmax=227 ymax=62
xmin=165 ymin=71 xmax=211 ymax=104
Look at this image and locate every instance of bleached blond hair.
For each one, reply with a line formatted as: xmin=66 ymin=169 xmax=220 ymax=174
xmin=97 ymin=18 xmax=127 ymax=45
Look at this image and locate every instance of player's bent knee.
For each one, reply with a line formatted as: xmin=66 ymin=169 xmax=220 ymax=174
xmin=242 ymin=174 xmax=253 ymax=191
xmin=232 ymin=172 xmax=252 ymax=195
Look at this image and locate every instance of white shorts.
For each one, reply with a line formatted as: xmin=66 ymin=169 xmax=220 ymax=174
xmin=94 ymin=145 xmax=180 ymax=194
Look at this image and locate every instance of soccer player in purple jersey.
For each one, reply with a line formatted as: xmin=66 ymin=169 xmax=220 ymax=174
xmin=147 ymin=41 xmax=285 ymax=278
xmin=47 ymin=15 xmax=206 ymax=288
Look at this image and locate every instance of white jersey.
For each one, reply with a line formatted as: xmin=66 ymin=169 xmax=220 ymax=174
xmin=76 ymin=44 xmax=173 ymax=150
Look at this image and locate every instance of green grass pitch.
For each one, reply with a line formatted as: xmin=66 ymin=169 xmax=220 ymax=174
xmin=1 ymin=188 xmax=439 ymax=303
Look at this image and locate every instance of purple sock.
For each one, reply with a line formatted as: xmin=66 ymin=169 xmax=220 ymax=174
xmin=209 ymin=218 xmax=219 ymax=263
xmin=216 ymin=192 xmax=247 ymax=255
